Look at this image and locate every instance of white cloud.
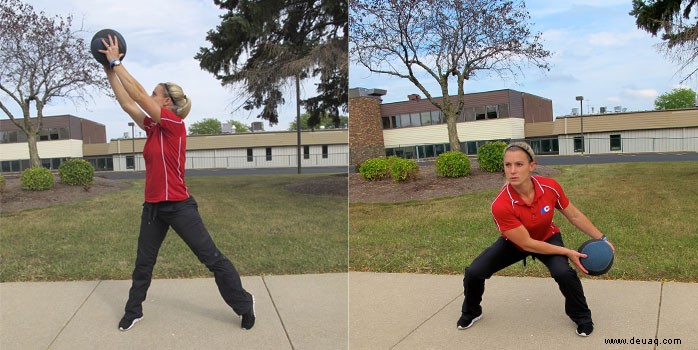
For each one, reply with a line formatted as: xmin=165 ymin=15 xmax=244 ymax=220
xmin=623 ymin=88 xmax=658 ymax=99
xmin=588 ymin=31 xmax=645 ymax=47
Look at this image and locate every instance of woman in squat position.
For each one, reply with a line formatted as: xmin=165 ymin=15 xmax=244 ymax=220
xmin=458 ymin=142 xmax=614 ymax=337
xmin=99 ymin=35 xmax=255 ymax=331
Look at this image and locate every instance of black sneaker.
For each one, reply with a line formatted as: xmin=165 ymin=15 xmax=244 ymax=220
xmin=118 ymin=314 xmax=143 ymax=331
xmin=241 ymin=296 xmax=255 ymax=330
xmin=576 ymin=322 xmax=594 ymax=337
xmin=457 ymin=313 xmax=482 ymax=330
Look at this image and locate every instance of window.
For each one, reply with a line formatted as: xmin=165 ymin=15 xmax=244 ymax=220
xmin=486 ymin=105 xmax=498 ymax=119
xmin=1 ymin=130 xmax=19 ymax=143
xmin=265 ymin=147 xmax=272 ymax=161
xmin=322 ymin=145 xmax=329 ymax=159
xmin=303 ymin=145 xmax=310 ymax=159
xmin=410 ymin=113 xmax=421 ymax=127
xmin=382 ymin=117 xmax=392 ymax=129
xmin=399 ymin=114 xmax=411 ymax=127
xmin=420 ymin=112 xmax=432 ymax=126
xmin=466 ymin=141 xmax=478 ymax=155
xmin=431 ymin=110 xmax=442 ymax=124
xmin=392 ymin=115 xmax=400 ymax=128
xmin=126 ymin=155 xmax=135 ymax=169
xmin=610 ymin=134 xmax=622 ymax=151
xmin=574 ymin=136 xmax=585 ymax=153
xmin=463 ymin=107 xmax=476 ymax=121
xmin=247 ymin=148 xmax=253 ymax=162
xmin=434 ymin=144 xmax=447 ymax=157
xmin=475 ymin=106 xmax=486 ymax=120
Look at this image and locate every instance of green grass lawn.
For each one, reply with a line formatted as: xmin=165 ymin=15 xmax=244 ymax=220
xmin=0 ymin=174 xmax=347 ymax=282
xmin=349 ymin=162 xmax=698 ymax=282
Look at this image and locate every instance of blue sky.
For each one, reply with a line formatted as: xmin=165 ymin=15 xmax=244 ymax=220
xmin=349 ymin=0 xmax=693 ymax=117
xmin=2 ymin=0 xmax=309 ymax=140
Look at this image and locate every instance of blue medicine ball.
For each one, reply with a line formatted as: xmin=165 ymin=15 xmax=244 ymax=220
xmin=90 ymin=29 xmax=127 ymax=66
xmin=578 ymin=239 xmax=614 ymax=276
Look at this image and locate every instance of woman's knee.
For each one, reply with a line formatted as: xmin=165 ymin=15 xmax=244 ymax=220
xmin=549 ymin=263 xmax=577 ymax=281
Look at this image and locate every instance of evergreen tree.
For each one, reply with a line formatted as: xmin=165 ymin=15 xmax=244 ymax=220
xmin=196 ymin=0 xmax=347 ymax=129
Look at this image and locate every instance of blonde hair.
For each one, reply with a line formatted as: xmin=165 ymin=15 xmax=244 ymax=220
xmin=161 ymin=82 xmax=192 ymax=118
xmin=504 ymin=141 xmax=536 ymax=162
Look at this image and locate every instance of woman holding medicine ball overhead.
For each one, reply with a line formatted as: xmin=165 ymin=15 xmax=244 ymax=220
xmin=98 ymin=34 xmax=255 ymax=332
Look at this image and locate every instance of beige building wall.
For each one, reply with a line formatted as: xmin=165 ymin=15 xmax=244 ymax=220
xmin=383 ymin=118 xmax=525 ymax=147
xmin=558 ymin=127 xmax=698 ymax=155
xmin=0 ymin=140 xmax=83 ymax=161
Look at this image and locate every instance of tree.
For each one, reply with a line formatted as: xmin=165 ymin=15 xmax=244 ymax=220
xmin=631 ymin=0 xmax=698 ymax=82
xmin=0 ymin=0 xmax=110 ymax=167
xmin=288 ymin=113 xmax=348 ymax=131
xmin=227 ymin=120 xmax=250 ymax=133
xmin=350 ymin=0 xmax=550 ymax=151
xmin=189 ymin=118 xmax=222 ymax=135
xmin=196 ymin=0 xmax=347 ymax=129
xmin=654 ymin=87 xmax=696 ymax=110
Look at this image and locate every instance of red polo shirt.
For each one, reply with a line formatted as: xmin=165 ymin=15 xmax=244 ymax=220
xmin=142 ymin=109 xmax=189 ymax=203
xmin=491 ymin=176 xmax=569 ymax=246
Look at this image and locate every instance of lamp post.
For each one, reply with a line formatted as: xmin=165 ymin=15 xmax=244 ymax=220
xmin=575 ymin=96 xmax=584 ymax=154
xmin=128 ymin=122 xmax=135 ymax=170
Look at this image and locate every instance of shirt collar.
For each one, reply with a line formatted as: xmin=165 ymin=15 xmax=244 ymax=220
xmin=506 ymin=176 xmax=545 ymax=206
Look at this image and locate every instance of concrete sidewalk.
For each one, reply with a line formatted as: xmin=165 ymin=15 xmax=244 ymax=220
xmin=349 ymin=272 xmax=696 ymax=350
xmin=1 ymin=274 xmax=347 ymax=350
xmin=2 ymin=273 xmax=696 ymax=350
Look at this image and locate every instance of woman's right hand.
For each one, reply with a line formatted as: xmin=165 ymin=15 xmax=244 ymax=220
xmin=567 ymin=249 xmax=589 ymax=274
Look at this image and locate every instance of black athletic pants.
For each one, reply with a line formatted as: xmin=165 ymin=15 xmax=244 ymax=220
xmin=123 ymin=196 xmax=253 ymax=319
xmin=461 ymin=233 xmax=592 ymax=325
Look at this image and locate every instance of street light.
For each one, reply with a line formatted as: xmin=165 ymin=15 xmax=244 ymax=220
xmin=128 ymin=122 xmax=135 ymax=170
xmin=575 ymin=96 xmax=584 ymax=154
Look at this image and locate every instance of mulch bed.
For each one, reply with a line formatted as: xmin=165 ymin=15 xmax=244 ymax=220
xmin=349 ymin=164 xmax=560 ymax=203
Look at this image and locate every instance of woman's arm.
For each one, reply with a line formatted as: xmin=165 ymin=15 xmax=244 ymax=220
xmin=104 ymin=67 xmax=146 ymax=129
xmin=100 ymin=35 xmax=163 ymax=123
xmin=503 ymin=225 xmax=589 ymax=274
xmin=560 ymin=202 xmax=615 ymax=251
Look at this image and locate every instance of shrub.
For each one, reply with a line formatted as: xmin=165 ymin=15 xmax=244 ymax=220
xmin=21 ymin=167 xmax=54 ymax=191
xmin=435 ymin=151 xmax=471 ymax=178
xmin=389 ymin=158 xmax=419 ymax=182
xmin=359 ymin=157 xmax=390 ymax=181
xmin=59 ymin=159 xmax=95 ymax=186
xmin=0 ymin=174 xmax=5 ymax=193
xmin=477 ymin=141 xmax=508 ymax=173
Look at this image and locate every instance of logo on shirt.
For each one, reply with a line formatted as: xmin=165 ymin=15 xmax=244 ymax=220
xmin=541 ymin=205 xmax=551 ymax=214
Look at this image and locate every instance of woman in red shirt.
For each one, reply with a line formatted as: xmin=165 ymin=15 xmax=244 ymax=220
xmin=100 ymin=35 xmax=255 ymax=331
xmin=457 ymin=142 xmax=614 ymax=337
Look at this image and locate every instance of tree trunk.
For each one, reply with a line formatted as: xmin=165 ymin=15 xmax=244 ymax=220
xmin=26 ymin=132 xmax=42 ymax=168
xmin=443 ymin=110 xmax=461 ymax=152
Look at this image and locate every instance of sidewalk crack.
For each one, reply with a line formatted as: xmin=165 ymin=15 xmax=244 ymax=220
xmin=262 ymin=275 xmax=295 ymax=350
xmin=390 ymin=292 xmax=462 ymax=350
xmin=653 ymin=280 xmax=664 ymax=350
xmin=47 ymin=280 xmax=101 ymax=349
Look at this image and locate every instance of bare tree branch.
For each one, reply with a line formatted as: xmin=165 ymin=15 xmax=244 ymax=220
xmin=350 ymin=0 xmax=550 ymax=151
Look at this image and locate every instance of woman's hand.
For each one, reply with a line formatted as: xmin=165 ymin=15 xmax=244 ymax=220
xmin=98 ymin=35 xmax=124 ymax=63
xmin=567 ymin=249 xmax=589 ymax=275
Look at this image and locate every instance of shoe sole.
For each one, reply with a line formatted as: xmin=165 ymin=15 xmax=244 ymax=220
xmin=576 ymin=330 xmax=591 ymax=337
xmin=119 ymin=316 xmax=143 ymax=331
xmin=457 ymin=314 xmax=482 ymax=330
